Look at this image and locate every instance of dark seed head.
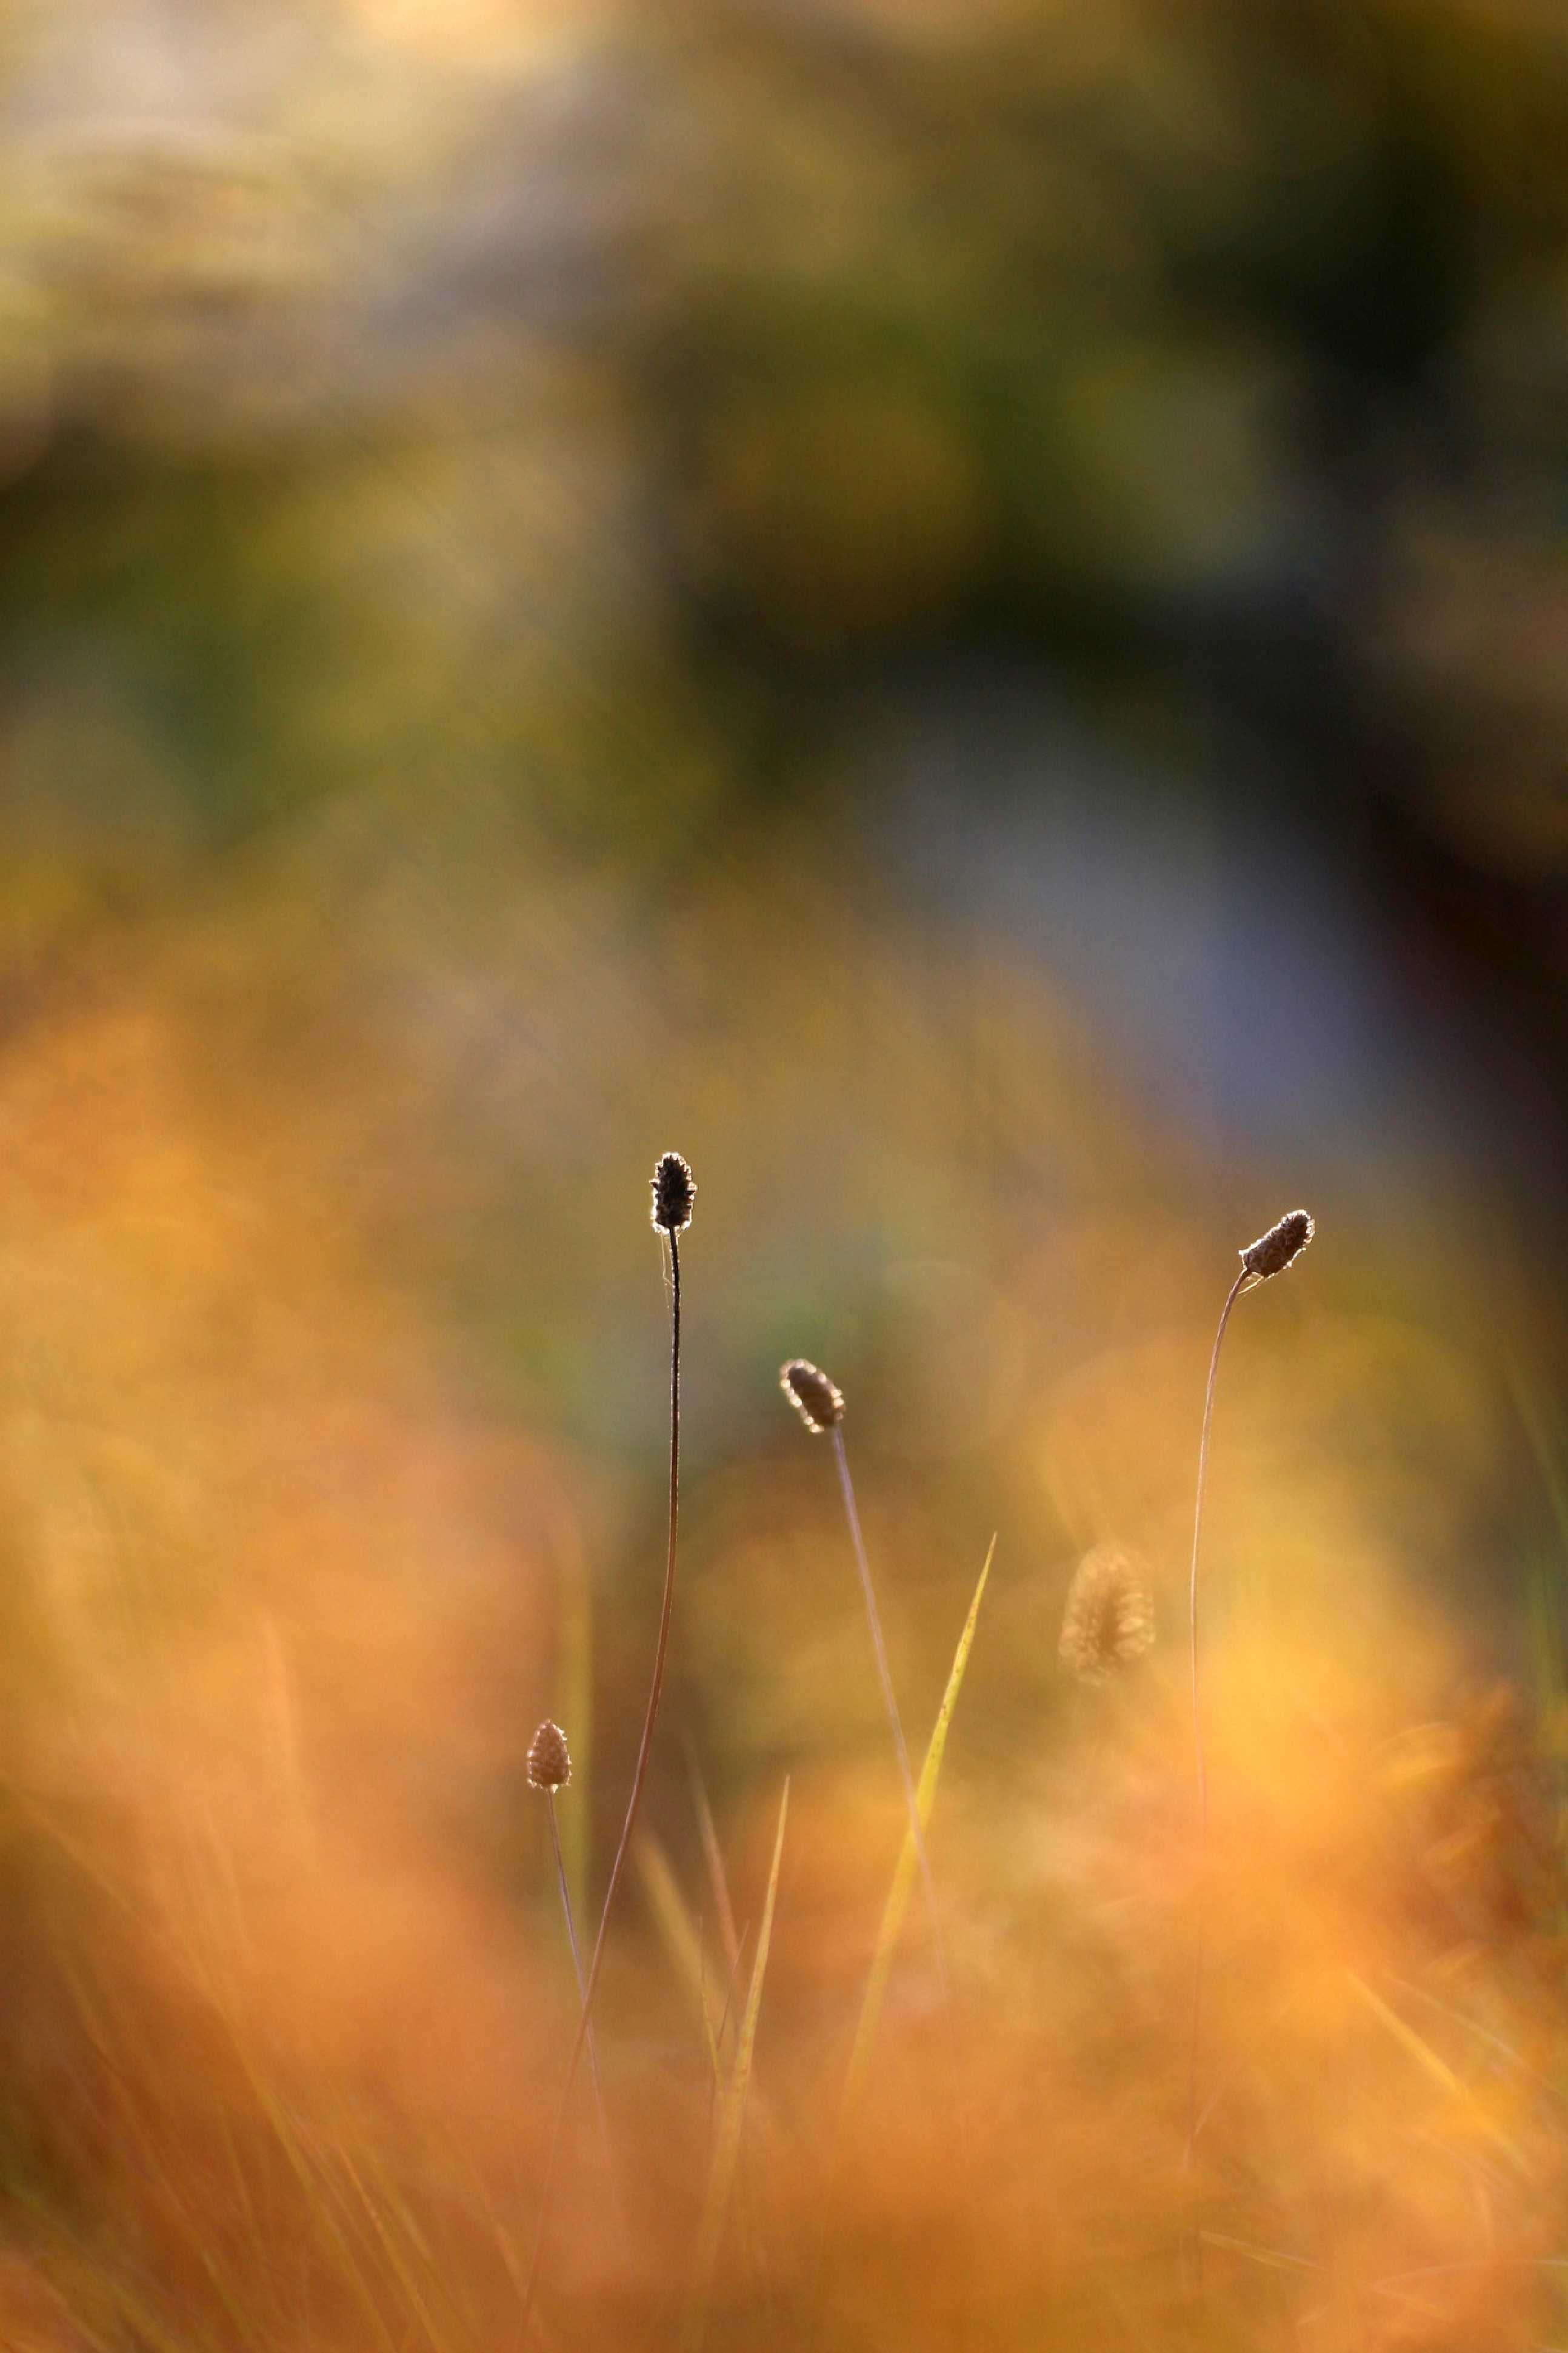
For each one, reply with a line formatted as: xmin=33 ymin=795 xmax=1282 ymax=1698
xmin=527 ymin=1719 xmax=572 ymax=1792
xmin=1241 ymin=1208 xmax=1314 ymax=1281
xmin=779 ymin=1358 xmax=844 ymax=1435
xmin=651 ymin=1151 xmax=695 ymax=1234
xmin=1059 ymin=1545 xmax=1156 ymax=1684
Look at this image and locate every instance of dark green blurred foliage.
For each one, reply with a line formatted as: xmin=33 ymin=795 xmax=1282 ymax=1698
xmin=4 ymin=0 xmax=1568 ymax=847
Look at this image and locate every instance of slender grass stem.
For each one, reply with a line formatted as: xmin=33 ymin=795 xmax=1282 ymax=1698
xmin=1179 ymin=1207 xmax=1314 ymax=2299
xmin=1183 ymin=1264 xmax=1252 ymax=2306
xmin=1187 ymin=1269 xmax=1252 ymax=1856
xmin=544 ymin=1792 xmax=614 ymax=2190
xmin=519 ymin=1227 xmax=683 ymax=2343
xmin=829 ymin=1426 xmax=948 ymax=2003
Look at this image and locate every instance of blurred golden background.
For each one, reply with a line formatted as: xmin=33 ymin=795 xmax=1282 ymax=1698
xmin=2 ymin=1 xmax=1568 ymax=2346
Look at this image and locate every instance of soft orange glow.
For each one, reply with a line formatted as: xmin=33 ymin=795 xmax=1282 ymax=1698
xmin=2 ymin=1 xmax=1567 ymax=2345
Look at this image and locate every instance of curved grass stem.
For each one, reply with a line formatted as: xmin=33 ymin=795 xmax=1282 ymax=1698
xmin=1183 ymin=1265 xmax=1253 ymax=2301
xmin=1187 ymin=1269 xmax=1252 ymax=1856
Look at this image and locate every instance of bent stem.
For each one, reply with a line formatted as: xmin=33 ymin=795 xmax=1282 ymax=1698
xmin=1183 ymin=1266 xmax=1253 ymax=2279
xmin=1188 ymin=1269 xmax=1252 ymax=1853
xmin=520 ymin=1229 xmax=682 ymax=2342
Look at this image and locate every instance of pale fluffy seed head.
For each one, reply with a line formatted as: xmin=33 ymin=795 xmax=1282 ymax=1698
xmin=1059 ymin=1546 xmax=1156 ymax=1684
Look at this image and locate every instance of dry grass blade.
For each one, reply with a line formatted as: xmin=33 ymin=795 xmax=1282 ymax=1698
xmin=1343 ymin=1973 xmax=1529 ymax=2171
xmin=681 ymin=1777 xmax=790 ymax=2353
xmin=842 ymin=1535 xmax=995 ymax=2119
xmin=636 ymin=1832 xmax=726 ymax=2086
xmin=684 ymin=1730 xmax=741 ymax=1976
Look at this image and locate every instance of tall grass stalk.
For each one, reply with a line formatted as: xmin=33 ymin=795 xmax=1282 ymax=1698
xmin=519 ymin=1153 xmax=693 ymax=2343
xmin=1185 ymin=1211 xmax=1313 ymax=2194
xmin=1187 ymin=1271 xmax=1251 ymax=1865
xmin=1183 ymin=1262 xmax=1249 ymax=2275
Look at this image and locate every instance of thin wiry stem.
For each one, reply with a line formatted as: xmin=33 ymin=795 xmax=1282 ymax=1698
xmin=544 ymin=1792 xmax=614 ymax=2191
xmin=830 ymin=1425 xmax=948 ymax=2003
xmin=520 ymin=1230 xmax=682 ymax=2343
xmin=1183 ymin=1265 xmax=1252 ymax=2282
xmin=1188 ymin=1268 xmax=1252 ymax=1851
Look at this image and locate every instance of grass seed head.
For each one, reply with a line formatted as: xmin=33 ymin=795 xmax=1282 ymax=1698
xmin=1059 ymin=1545 xmax=1156 ymax=1683
xmin=650 ymin=1151 xmax=695 ymax=1234
xmin=527 ymin=1719 xmax=572 ymax=1792
xmin=780 ymin=1357 xmax=845 ymax=1434
xmin=1241 ymin=1207 xmax=1315 ymax=1280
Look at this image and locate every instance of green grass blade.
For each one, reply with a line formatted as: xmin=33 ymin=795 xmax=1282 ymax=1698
xmin=681 ymin=1777 xmax=790 ymax=2353
xmin=842 ymin=1534 xmax=994 ymax=2118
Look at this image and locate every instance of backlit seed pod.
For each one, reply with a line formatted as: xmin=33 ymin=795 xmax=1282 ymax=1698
xmin=779 ymin=1358 xmax=844 ymax=1434
xmin=650 ymin=1151 xmax=695 ymax=1234
xmin=1240 ymin=1208 xmax=1314 ymax=1280
xmin=527 ymin=1719 xmax=572 ymax=1793
xmin=1059 ymin=1545 xmax=1156 ymax=1684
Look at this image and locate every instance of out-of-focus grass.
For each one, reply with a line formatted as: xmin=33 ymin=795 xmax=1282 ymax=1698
xmin=0 ymin=928 xmax=1562 ymax=2353
xmin=683 ymin=1776 xmax=787 ymax=2353
xmin=842 ymin=1533 xmax=993 ymax=2123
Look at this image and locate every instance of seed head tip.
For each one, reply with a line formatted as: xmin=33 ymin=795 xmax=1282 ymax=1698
xmin=1240 ymin=1207 xmax=1314 ymax=1281
xmin=779 ymin=1357 xmax=844 ymax=1434
xmin=651 ymin=1151 xmax=695 ymax=1234
xmin=527 ymin=1719 xmax=572 ymax=1792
